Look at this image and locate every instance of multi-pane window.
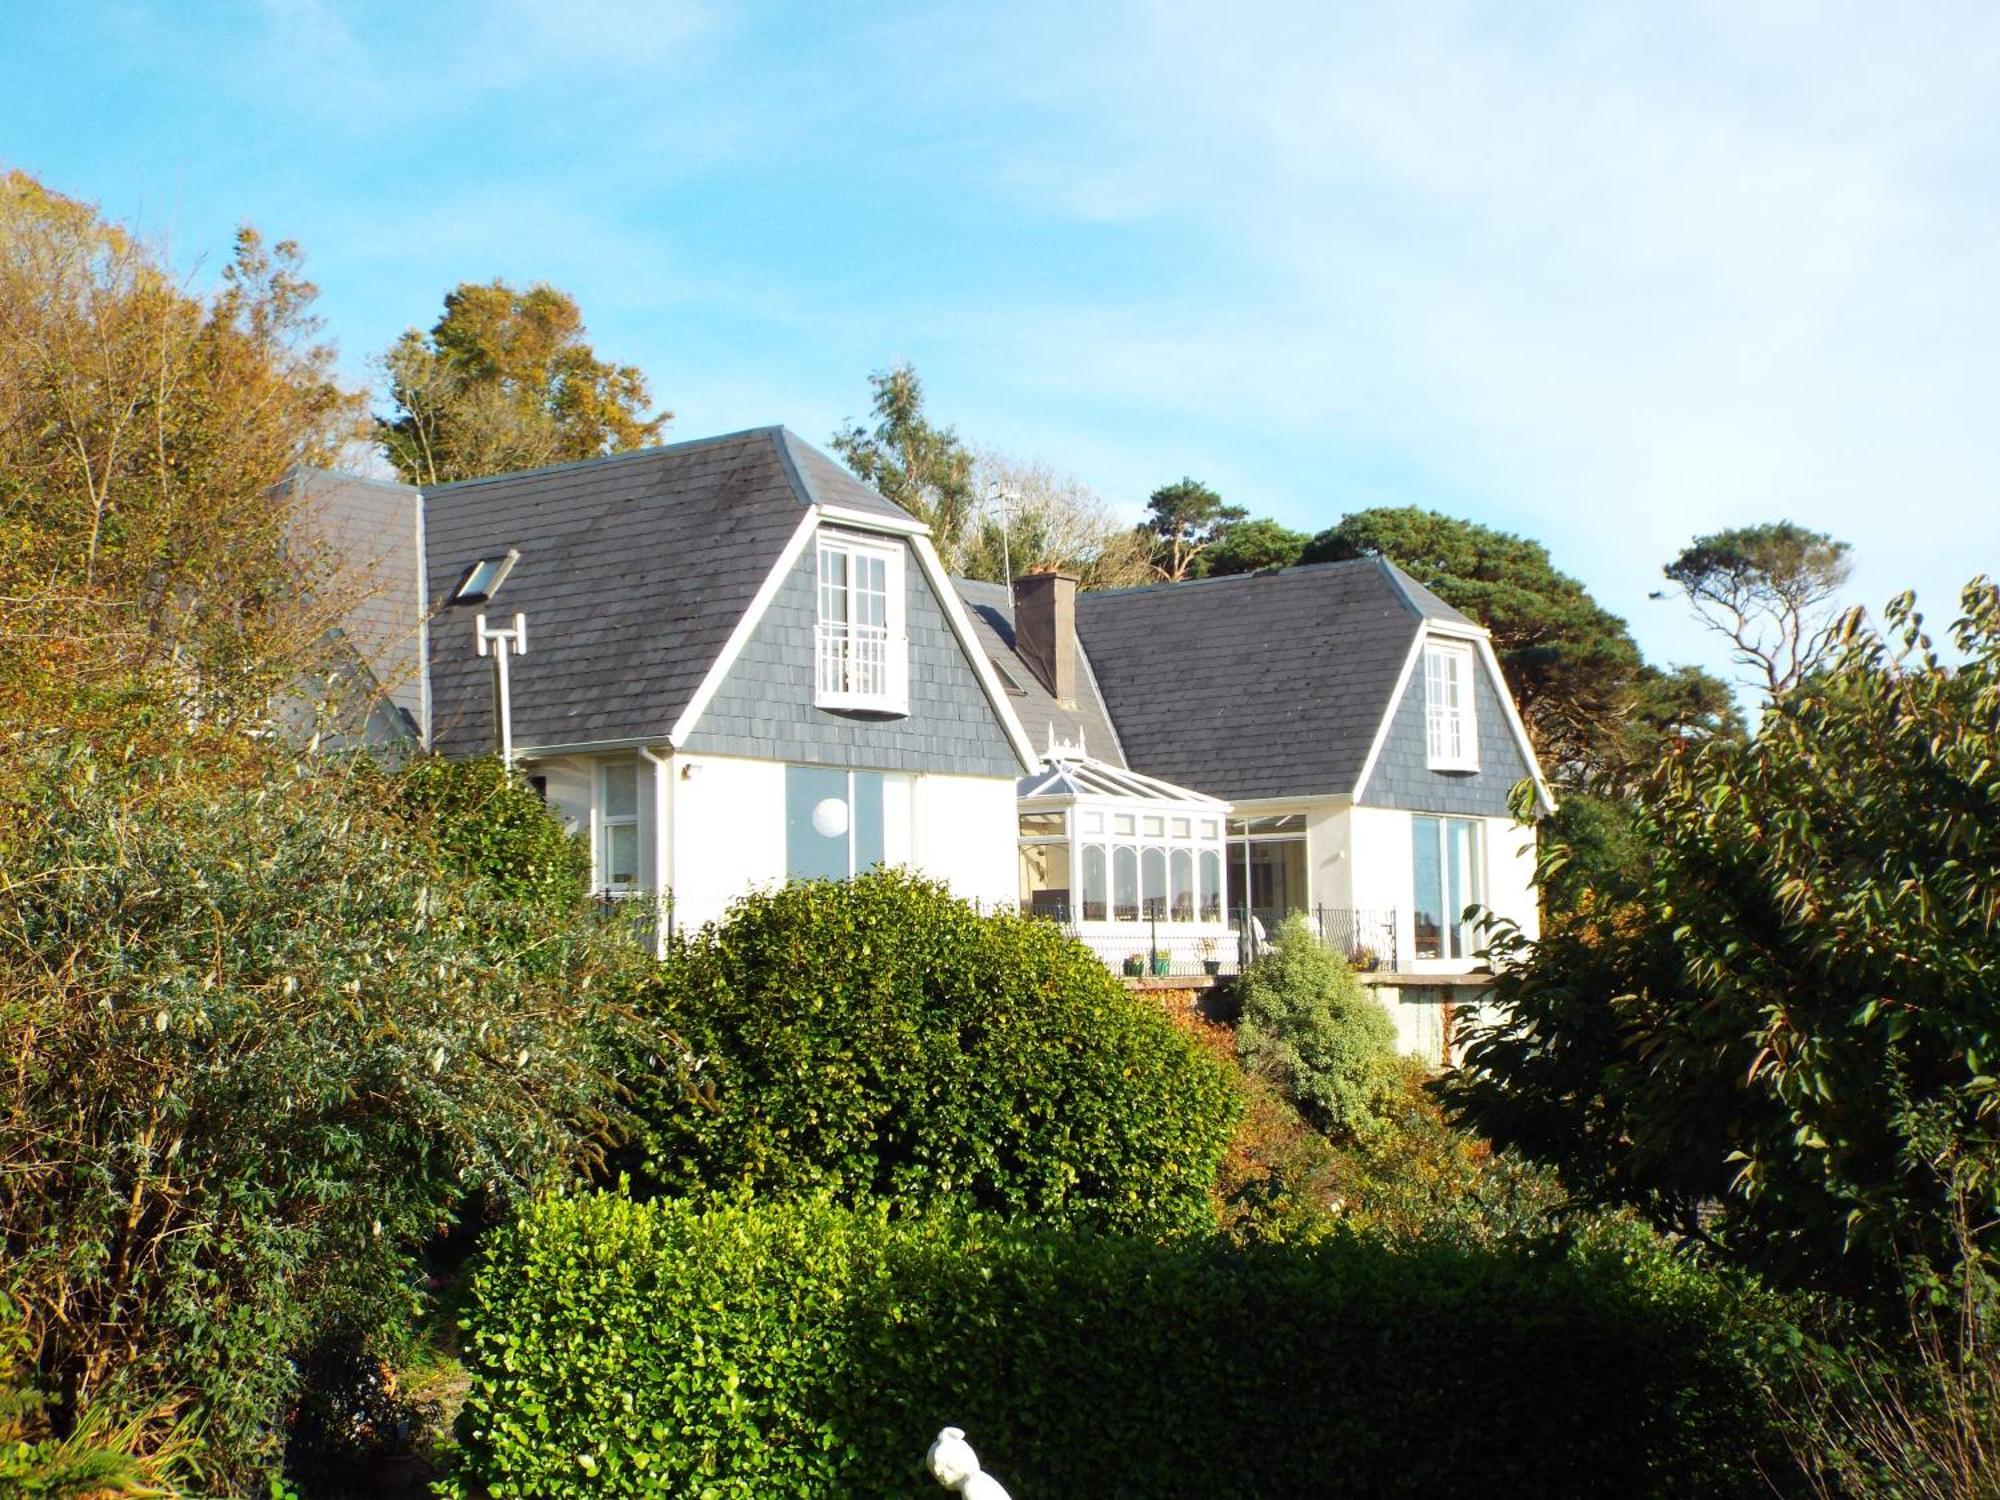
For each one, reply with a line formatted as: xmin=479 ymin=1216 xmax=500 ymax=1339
xmin=816 ymin=539 xmax=904 ymax=710
xmin=1424 ymin=640 xmax=1478 ymax=770
xmin=598 ymin=761 xmax=639 ymax=892
xmin=785 ymin=766 xmax=886 ymax=881
xmin=1412 ymin=815 xmax=1482 ymax=960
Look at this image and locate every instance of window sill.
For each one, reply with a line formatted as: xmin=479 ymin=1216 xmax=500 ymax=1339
xmin=815 ymin=693 xmax=909 ymax=716
xmin=1425 ymin=759 xmax=1480 ymax=774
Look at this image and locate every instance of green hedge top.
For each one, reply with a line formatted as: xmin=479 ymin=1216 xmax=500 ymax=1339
xmin=629 ymin=870 xmax=1239 ymax=1235
xmin=450 ymin=1191 xmax=1797 ymax=1500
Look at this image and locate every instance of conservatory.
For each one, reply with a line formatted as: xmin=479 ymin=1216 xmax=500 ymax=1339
xmin=1015 ymin=754 xmax=1235 ymax=976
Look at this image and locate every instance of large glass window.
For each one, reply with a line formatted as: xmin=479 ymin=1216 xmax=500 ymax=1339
xmin=1199 ymin=849 xmax=1222 ymax=921
xmin=1019 ymin=840 xmax=1071 ymax=919
xmin=786 ymin=766 xmax=885 ymax=881
xmin=1140 ymin=847 xmax=1167 ymax=919
xmin=816 ymin=539 xmax=902 ymax=709
xmin=1424 ymin=641 xmax=1478 ymax=770
xmin=1081 ymin=845 xmax=1108 ymax=921
xmin=1113 ymin=846 xmax=1139 ymax=921
xmin=1412 ymin=815 xmax=1482 ymax=959
xmin=1170 ymin=849 xmax=1195 ymax=920
xmin=599 ymin=761 xmax=639 ymax=891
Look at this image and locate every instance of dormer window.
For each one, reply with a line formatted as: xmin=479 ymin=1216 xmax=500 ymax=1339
xmin=1423 ymin=639 xmax=1478 ymax=771
xmin=815 ymin=535 xmax=907 ymax=712
xmin=450 ymin=549 xmax=518 ymax=605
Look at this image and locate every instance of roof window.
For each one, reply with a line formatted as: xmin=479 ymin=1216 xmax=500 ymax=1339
xmin=450 ymin=549 xmax=518 ymax=605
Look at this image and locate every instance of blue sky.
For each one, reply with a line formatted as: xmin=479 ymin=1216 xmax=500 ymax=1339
xmin=6 ymin=1 xmax=1997 ymax=682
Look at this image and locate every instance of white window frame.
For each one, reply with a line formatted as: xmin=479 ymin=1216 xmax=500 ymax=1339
xmin=596 ymin=760 xmax=640 ymax=894
xmin=1423 ymin=638 xmax=1479 ymax=771
xmin=814 ymin=535 xmax=908 ymax=713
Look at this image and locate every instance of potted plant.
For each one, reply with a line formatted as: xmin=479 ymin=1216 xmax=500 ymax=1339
xmin=1122 ymin=953 xmax=1145 ymax=977
xmin=1150 ymin=952 xmax=1172 ymax=977
xmin=1346 ymin=944 xmax=1380 ymax=973
xmin=1198 ymin=936 xmax=1221 ymax=977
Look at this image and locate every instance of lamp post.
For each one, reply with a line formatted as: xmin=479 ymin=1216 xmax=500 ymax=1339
xmin=474 ymin=611 xmax=528 ymax=766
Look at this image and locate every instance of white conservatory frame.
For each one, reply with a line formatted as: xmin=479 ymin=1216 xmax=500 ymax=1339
xmin=1016 ymin=755 xmax=1233 ymax=947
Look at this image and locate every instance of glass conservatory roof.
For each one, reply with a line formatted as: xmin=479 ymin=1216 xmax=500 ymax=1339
xmin=1017 ymin=755 xmax=1230 ymax=809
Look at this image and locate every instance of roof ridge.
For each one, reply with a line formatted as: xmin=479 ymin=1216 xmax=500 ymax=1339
xmin=420 ymin=425 xmax=787 ymax=495
xmin=1077 ymin=555 xmax=1380 ymax=601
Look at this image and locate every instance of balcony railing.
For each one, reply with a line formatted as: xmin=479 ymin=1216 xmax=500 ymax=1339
xmin=816 ymin=620 xmax=895 ymax=702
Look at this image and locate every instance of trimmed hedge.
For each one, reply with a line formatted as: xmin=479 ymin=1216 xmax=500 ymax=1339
xmin=629 ymin=870 xmax=1239 ymax=1234
xmin=449 ymin=1192 xmax=1798 ymax=1499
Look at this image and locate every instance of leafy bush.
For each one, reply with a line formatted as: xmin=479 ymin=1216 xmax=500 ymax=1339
xmin=1237 ymin=914 xmax=1398 ymax=1136
xmin=0 ymin=736 xmax=649 ymax=1488
xmin=392 ymin=753 xmax=589 ymax=916
xmin=1446 ymin=582 xmax=2000 ymax=1300
xmin=629 ymin=870 xmax=1238 ymax=1234
xmin=449 ymin=1190 xmax=1798 ymax=1499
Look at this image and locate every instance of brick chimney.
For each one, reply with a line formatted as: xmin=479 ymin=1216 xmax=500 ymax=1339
xmin=1012 ymin=570 xmax=1078 ymax=704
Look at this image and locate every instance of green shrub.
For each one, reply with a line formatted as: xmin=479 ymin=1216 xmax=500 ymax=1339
xmin=0 ymin=737 xmax=649 ymax=1489
xmin=629 ymin=870 xmax=1238 ymax=1235
xmin=449 ymin=1190 xmax=1798 ymax=1499
xmin=392 ymin=752 xmax=590 ymax=915
xmin=1237 ymin=913 xmax=1398 ymax=1136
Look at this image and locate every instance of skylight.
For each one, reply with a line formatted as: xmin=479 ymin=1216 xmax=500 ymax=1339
xmin=450 ymin=549 xmax=518 ymax=605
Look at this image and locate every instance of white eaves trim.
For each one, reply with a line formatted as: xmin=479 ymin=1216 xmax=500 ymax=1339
xmin=1349 ymin=624 xmax=1556 ymax=817
xmin=816 ymin=502 xmax=930 ymax=536
xmin=666 ymin=509 xmax=820 ymax=745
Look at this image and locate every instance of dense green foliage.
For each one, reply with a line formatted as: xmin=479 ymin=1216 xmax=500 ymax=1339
xmin=1446 ymin=582 xmax=2000 ymax=1301
xmin=1236 ymin=916 xmax=1398 ymax=1136
xmin=392 ymin=752 xmax=591 ymax=916
xmin=378 ymin=279 xmax=668 ymax=486
xmin=0 ymin=737 xmax=647 ymax=1487
xmin=449 ymin=1190 xmax=1793 ymax=1499
xmin=628 ymin=870 xmax=1238 ymax=1234
xmin=1302 ymin=505 xmax=1738 ymax=786
xmin=1201 ymin=514 xmax=1308 ymax=575
xmin=1140 ymin=476 xmax=1245 ymax=581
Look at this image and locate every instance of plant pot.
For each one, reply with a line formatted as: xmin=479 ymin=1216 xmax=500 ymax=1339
xmin=1150 ymin=956 xmax=1172 ymax=977
xmin=1122 ymin=956 xmax=1144 ymax=977
xmin=1203 ymin=960 xmax=1222 ymax=976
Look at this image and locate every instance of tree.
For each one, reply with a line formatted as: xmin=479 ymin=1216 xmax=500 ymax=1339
xmin=1142 ymin=477 xmax=1245 ymax=581
xmin=1302 ymin=507 xmax=1736 ymax=787
xmin=1236 ymin=915 xmax=1398 ymax=1137
xmin=0 ymin=170 xmax=364 ymax=730
xmin=1203 ymin=516 xmax=1309 ymax=576
xmin=832 ymin=364 xmax=976 ymax=560
xmin=1659 ymin=521 xmax=1854 ymax=698
xmin=1443 ymin=580 xmax=2000 ymax=1301
xmin=0 ymin=736 xmax=648 ymax=1485
xmin=378 ymin=279 xmax=668 ymax=486
xmin=958 ymin=450 xmax=1153 ymax=590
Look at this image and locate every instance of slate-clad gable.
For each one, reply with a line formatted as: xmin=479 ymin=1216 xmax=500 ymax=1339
xmin=1357 ymin=647 xmax=1530 ymax=816
xmin=289 ymin=467 xmax=425 ymax=732
xmin=423 ymin=428 xmax=884 ymax=755
xmin=681 ymin=535 xmax=1022 ymax=777
xmin=1074 ymin=559 xmax=1452 ymax=803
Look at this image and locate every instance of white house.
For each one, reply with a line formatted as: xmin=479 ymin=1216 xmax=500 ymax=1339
xmin=961 ymin=562 xmax=1554 ymax=1063
xmin=416 ymin=427 xmax=1034 ymax=936
xmin=309 ymin=427 xmax=1552 ymax=1066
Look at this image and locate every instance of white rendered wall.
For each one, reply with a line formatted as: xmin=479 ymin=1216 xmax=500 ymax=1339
xmin=1302 ymin=800 xmax=1355 ymax=913
xmin=665 ymin=753 xmax=787 ymax=932
xmin=1480 ymin=813 xmax=1541 ymax=947
xmin=911 ymin=772 xmax=1018 ymax=909
xmin=1349 ymin=804 xmax=1540 ymax=973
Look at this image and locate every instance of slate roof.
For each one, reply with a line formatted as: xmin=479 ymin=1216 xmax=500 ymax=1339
xmin=952 ymin=578 xmax=1127 ymax=766
xmin=422 ymin=426 xmax=915 ymax=755
xmin=1074 ymin=557 xmax=1475 ymax=803
xmin=287 ymin=466 xmax=426 ymax=735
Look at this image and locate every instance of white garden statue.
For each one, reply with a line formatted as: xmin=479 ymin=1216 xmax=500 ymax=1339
xmin=927 ymin=1426 xmax=1013 ymax=1500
